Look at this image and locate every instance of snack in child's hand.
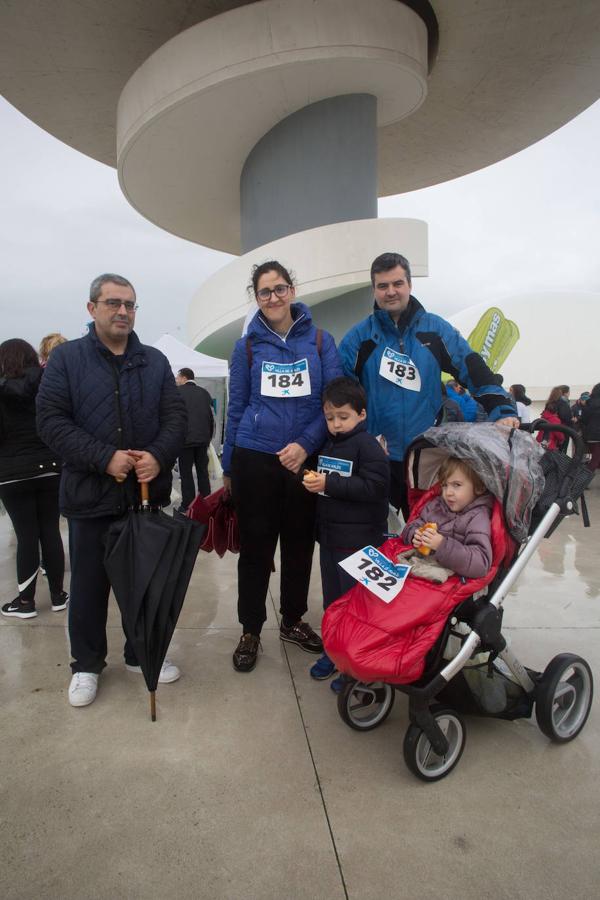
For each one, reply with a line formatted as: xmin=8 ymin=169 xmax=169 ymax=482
xmin=416 ymin=522 xmax=438 ymax=556
xmin=303 ymin=469 xmax=319 ymax=482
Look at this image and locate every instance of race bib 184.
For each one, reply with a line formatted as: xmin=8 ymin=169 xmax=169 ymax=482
xmin=379 ymin=347 xmax=421 ymax=392
xmin=338 ymin=545 xmax=411 ymax=603
xmin=261 ymin=359 xmax=311 ymax=397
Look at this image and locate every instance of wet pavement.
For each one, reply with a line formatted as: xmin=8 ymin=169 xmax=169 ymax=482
xmin=1 ymin=484 xmax=599 ymax=899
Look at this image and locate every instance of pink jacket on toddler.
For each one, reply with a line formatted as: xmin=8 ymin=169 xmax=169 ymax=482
xmin=401 ymin=493 xmax=494 ymax=579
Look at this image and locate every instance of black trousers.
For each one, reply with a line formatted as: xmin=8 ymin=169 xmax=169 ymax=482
xmin=389 ymin=459 xmax=409 ymax=520
xmin=319 ymin=546 xmax=360 ymax=610
xmin=0 ymin=476 xmax=64 ymax=603
xmin=178 ymin=443 xmax=210 ymax=507
xmin=68 ymin=516 xmax=137 ymax=674
xmin=231 ymin=448 xmax=317 ymax=635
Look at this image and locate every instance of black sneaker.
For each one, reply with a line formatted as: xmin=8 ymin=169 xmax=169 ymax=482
xmin=1 ymin=598 xmax=37 ymax=619
xmin=51 ymin=591 xmax=69 ymax=612
xmin=280 ymin=620 xmax=323 ymax=654
xmin=233 ymin=633 xmax=261 ymax=672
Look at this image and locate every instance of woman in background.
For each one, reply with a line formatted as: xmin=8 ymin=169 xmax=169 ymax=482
xmin=581 ymin=383 xmax=600 ymax=470
xmin=0 ymin=339 xmax=67 ymax=618
xmin=509 ymin=384 xmax=532 ymax=424
xmin=39 ymin=333 xmax=67 ymax=367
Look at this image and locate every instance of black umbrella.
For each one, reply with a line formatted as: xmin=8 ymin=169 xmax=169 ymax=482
xmin=104 ymin=482 xmax=204 ymax=720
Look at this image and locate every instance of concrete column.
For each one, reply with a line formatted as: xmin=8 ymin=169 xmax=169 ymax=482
xmin=240 ymin=94 xmax=377 ymax=254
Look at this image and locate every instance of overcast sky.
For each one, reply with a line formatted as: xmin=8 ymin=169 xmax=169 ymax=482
xmin=1 ymin=96 xmax=599 ymax=351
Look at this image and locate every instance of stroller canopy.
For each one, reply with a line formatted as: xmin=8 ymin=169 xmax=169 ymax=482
xmin=406 ymin=423 xmax=545 ymax=543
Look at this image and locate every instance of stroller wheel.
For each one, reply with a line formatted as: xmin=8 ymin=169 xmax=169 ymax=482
xmin=403 ymin=706 xmax=466 ymax=782
xmin=337 ymin=680 xmax=395 ymax=732
xmin=535 ymin=654 xmax=593 ymax=743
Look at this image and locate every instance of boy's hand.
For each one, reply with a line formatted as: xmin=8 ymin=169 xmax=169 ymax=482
xmin=419 ymin=527 xmax=443 ymax=551
xmin=302 ymin=472 xmax=326 ymax=493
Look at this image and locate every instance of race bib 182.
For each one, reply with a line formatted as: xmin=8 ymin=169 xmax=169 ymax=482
xmin=260 ymin=359 xmax=311 ymax=397
xmin=379 ymin=347 xmax=421 ymax=392
xmin=338 ymin=545 xmax=411 ymax=603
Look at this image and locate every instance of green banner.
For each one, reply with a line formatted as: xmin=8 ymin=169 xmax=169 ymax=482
xmin=466 ymin=307 xmax=520 ymax=374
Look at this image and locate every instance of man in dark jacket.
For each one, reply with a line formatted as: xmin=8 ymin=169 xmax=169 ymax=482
xmin=37 ymin=273 xmax=187 ymax=708
xmin=175 ymin=367 xmax=214 ymax=510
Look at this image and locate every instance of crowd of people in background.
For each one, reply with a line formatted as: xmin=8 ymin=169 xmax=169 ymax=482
xmin=0 ymin=253 xmax=598 ymax=709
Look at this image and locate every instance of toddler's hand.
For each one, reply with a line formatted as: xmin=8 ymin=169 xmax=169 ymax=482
xmin=419 ymin=527 xmax=443 ymax=551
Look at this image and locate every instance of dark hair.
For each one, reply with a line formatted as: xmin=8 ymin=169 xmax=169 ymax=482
xmin=510 ymin=384 xmax=531 ymax=406
xmin=545 ymin=386 xmax=564 ymax=412
xmin=89 ymin=273 xmax=136 ymax=302
xmin=590 ymin=383 xmax=600 ymax=399
xmin=0 ymin=338 xmax=40 ymax=378
xmin=559 ymin=385 xmax=570 ymax=394
xmin=178 ymin=368 xmax=195 ymax=381
xmin=438 ymin=456 xmax=487 ymax=496
xmin=322 ymin=377 xmax=367 ymax=414
xmin=248 ymin=260 xmax=295 ymax=297
xmin=370 ymin=252 xmax=412 ymax=286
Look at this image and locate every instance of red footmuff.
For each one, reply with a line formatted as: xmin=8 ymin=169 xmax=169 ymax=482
xmin=322 ymin=486 xmax=510 ymax=685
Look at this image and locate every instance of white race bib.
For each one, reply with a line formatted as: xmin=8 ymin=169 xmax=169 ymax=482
xmin=261 ymin=359 xmax=311 ymax=398
xmin=317 ymin=455 xmax=353 ymax=477
xmin=379 ymin=347 xmax=421 ymax=392
xmin=338 ymin=545 xmax=411 ymax=603
xmin=317 ymin=455 xmax=353 ymax=497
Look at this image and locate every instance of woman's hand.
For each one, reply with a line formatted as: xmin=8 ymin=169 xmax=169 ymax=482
xmin=496 ymin=416 xmax=520 ymax=429
xmin=223 ymin=475 xmax=232 ymax=496
xmin=277 ymin=442 xmax=307 ymax=474
xmin=302 ymin=472 xmax=326 ymax=493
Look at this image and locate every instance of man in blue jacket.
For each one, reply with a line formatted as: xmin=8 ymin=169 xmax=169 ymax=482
xmin=338 ymin=252 xmax=519 ymax=517
xmin=37 ymin=274 xmax=187 ymax=708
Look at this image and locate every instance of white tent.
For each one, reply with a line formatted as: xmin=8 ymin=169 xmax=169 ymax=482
xmin=153 ymin=333 xmax=228 ymax=378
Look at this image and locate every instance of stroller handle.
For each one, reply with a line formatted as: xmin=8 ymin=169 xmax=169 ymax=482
xmin=524 ymin=419 xmax=586 ymax=463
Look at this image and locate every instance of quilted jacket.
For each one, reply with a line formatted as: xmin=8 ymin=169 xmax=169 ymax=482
xmin=222 ymin=302 xmax=342 ymax=474
xmin=36 ymin=326 xmax=186 ymax=517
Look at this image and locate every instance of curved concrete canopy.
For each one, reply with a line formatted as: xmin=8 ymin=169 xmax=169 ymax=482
xmin=117 ymin=0 xmax=428 ymax=251
xmin=2 ymin=0 xmax=600 ymax=213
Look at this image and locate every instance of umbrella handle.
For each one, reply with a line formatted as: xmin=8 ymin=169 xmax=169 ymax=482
xmin=140 ymin=482 xmax=150 ymax=507
xmin=150 ymin=691 xmax=156 ymax=722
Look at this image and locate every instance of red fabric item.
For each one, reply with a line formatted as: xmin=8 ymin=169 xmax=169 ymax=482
xmin=187 ymin=488 xmax=240 ymax=557
xmin=536 ymin=409 xmax=564 ymax=450
xmin=322 ymin=487 xmax=512 ymax=686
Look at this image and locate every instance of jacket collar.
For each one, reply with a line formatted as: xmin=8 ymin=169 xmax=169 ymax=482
xmin=326 ymin=420 xmax=368 ymax=445
xmin=87 ymin=324 xmax=145 ymax=364
xmin=372 ymin=295 xmax=423 ymax=337
xmin=249 ymin=301 xmax=313 ymax=342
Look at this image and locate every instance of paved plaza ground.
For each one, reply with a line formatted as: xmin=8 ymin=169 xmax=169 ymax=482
xmin=1 ymin=485 xmax=599 ymax=900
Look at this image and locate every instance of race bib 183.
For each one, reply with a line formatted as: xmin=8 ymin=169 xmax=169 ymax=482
xmin=338 ymin=545 xmax=411 ymax=603
xmin=379 ymin=347 xmax=421 ymax=392
xmin=261 ymin=359 xmax=311 ymax=397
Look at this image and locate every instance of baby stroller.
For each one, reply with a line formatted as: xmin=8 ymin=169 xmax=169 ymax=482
xmin=322 ymin=421 xmax=595 ymax=782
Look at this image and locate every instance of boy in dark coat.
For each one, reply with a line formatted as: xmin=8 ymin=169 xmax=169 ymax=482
xmin=302 ymin=377 xmax=390 ymax=688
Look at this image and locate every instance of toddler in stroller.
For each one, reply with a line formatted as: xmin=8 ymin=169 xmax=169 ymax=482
xmin=322 ymin=421 xmax=595 ymax=781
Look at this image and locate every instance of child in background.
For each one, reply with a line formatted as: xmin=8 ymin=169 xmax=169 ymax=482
xmin=401 ymin=456 xmax=493 ymax=579
xmin=303 ymin=377 xmax=390 ymax=691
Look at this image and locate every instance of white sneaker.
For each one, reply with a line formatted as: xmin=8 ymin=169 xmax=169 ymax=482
xmin=69 ymin=672 xmax=99 ymax=707
xmin=125 ymin=659 xmax=181 ymax=684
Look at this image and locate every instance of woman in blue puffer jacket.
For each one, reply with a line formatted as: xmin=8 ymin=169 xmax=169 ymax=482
xmin=223 ymin=260 xmax=343 ymax=672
